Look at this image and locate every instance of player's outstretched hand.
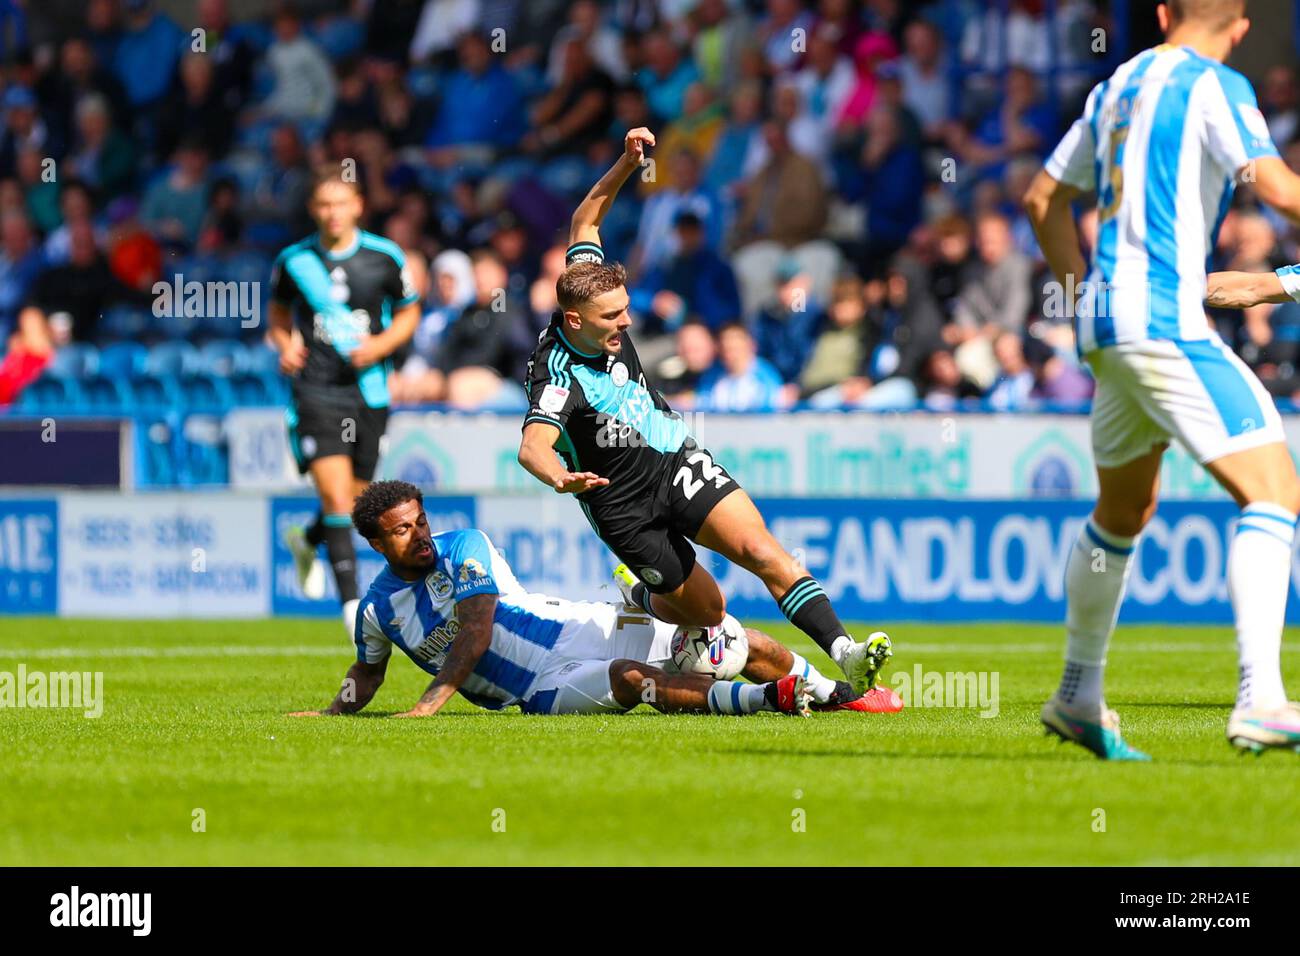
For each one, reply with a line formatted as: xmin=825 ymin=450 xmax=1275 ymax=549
xmin=553 ymin=471 xmax=610 ymax=495
xmin=624 ymin=127 xmax=655 ymax=164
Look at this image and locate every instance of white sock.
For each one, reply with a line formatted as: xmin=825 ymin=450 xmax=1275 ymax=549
xmin=788 ymin=651 xmax=839 ymax=704
xmin=707 ymin=681 xmax=767 ymax=715
xmin=342 ymin=598 xmax=361 ymax=640
xmin=1228 ymin=503 xmax=1295 ymax=712
xmin=829 ymin=635 xmax=853 ymax=664
xmin=1058 ymin=520 xmax=1136 ymax=710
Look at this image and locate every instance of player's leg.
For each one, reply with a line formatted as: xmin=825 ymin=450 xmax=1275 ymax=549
xmin=604 ymin=517 xmax=728 ymax=626
xmin=1135 ymin=338 xmax=1300 ymax=750
xmin=1204 ymin=440 xmax=1300 ymax=750
xmin=307 ymin=454 xmax=362 ymax=632
xmin=519 ymin=658 xmax=810 ymax=716
xmin=692 ymin=487 xmax=891 ymax=693
xmin=738 ymin=626 xmax=903 ymax=713
xmin=1042 ymin=346 xmax=1161 ymax=760
xmin=609 ymin=660 xmax=810 ymax=715
xmin=1053 ymin=444 xmax=1162 ymax=710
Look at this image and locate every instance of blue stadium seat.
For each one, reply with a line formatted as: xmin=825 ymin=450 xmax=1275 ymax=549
xmin=145 ymin=341 xmax=200 ymax=378
xmin=197 ymin=340 xmax=248 ymax=377
xmin=127 ymin=373 xmax=181 ymax=411
xmin=15 ymin=373 xmax=81 ymax=413
xmin=78 ymin=374 xmax=131 ymax=412
xmin=241 ymin=343 xmax=281 ymax=376
xmin=178 ymin=373 xmax=234 ymax=412
xmin=178 ymin=413 xmax=228 ymax=486
xmin=46 ymin=343 xmax=99 ymax=379
xmin=97 ymin=341 xmax=148 ymax=379
xmin=229 ymin=372 xmax=276 ymax=406
xmin=135 ymin=416 xmax=179 ymax=487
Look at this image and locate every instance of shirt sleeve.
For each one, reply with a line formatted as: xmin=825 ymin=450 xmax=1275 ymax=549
xmin=523 ymin=343 xmax=587 ymax=430
xmin=1277 ymin=265 xmax=1300 ymax=304
xmin=1044 ymin=83 xmax=1099 ymax=191
xmin=446 ymin=529 xmax=501 ymax=602
xmin=1203 ymin=66 xmax=1280 ymax=174
xmin=565 ymin=240 xmax=605 ymax=266
xmin=269 ymin=251 xmax=299 ymax=308
xmin=385 ymin=250 xmax=421 ymax=309
xmin=354 ymin=600 xmax=392 ymax=665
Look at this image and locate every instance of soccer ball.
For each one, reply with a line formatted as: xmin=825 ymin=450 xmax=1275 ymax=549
xmin=669 ymin=614 xmax=749 ymax=680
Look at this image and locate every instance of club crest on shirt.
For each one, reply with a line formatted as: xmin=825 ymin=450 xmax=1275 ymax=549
xmin=610 ymin=362 xmax=629 ymax=387
xmin=428 ymin=571 xmax=453 ymax=602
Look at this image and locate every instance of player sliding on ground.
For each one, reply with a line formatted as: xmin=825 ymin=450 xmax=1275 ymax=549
xmin=516 ymin=128 xmax=891 ymax=698
xmin=1026 ymin=0 xmax=1300 ymax=757
xmin=288 ymin=481 xmax=904 ymax=718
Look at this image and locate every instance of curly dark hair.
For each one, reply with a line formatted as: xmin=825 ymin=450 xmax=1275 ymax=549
xmin=351 ymin=480 xmax=423 ymax=539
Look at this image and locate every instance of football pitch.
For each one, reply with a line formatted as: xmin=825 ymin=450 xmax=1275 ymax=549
xmin=1 ymin=618 xmax=1297 ymax=867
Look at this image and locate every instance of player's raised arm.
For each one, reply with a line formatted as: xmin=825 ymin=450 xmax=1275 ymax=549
xmin=289 ymin=657 xmax=388 ymax=716
xmin=395 ymin=593 xmax=497 ymax=717
xmin=1023 ymin=170 xmax=1088 ymax=289
xmin=569 ymin=127 xmax=655 ymax=248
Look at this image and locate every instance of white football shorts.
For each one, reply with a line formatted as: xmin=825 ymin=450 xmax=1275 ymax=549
xmin=519 ymin=602 xmax=675 ymax=715
xmin=1087 ymin=334 xmax=1285 ymax=469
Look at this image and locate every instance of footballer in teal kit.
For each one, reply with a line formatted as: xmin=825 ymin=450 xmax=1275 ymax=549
xmin=269 ymin=165 xmax=421 ymax=637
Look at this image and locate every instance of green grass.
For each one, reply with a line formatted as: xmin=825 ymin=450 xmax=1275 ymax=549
xmin=0 ymin=617 xmax=1297 ymax=866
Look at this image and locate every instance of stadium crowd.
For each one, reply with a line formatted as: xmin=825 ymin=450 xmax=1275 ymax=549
xmin=0 ymin=0 xmax=1299 ymax=413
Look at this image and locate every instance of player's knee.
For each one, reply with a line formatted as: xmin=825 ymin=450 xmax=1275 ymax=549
xmin=1093 ymin=497 xmax=1156 ymax=538
xmin=734 ymin=533 xmax=786 ymax=578
xmin=694 ymin=591 xmax=726 ymax=627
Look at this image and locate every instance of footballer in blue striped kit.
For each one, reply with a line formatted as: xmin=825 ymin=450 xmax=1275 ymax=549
xmin=288 ymin=480 xmax=904 ymax=720
xmin=1026 ymin=0 xmax=1300 ymax=757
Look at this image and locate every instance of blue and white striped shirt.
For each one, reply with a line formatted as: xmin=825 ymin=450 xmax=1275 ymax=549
xmin=354 ymin=529 xmax=572 ymax=709
xmin=1046 ymin=45 xmax=1280 ymax=352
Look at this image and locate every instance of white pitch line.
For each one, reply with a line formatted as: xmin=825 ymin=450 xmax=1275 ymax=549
xmin=0 ymin=645 xmax=345 ymax=659
xmin=0 ymin=641 xmax=1276 ymax=659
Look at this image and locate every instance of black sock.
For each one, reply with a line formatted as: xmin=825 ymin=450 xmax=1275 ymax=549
xmin=777 ymin=576 xmax=846 ymax=657
xmin=828 ymin=681 xmax=858 ymax=705
xmin=304 ymin=511 xmax=325 ymax=548
xmin=631 ymin=582 xmax=671 ymax=623
xmin=321 ymin=514 xmax=357 ymax=603
xmin=762 ymin=680 xmax=780 ymax=710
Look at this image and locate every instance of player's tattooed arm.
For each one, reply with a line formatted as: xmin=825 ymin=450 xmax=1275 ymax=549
xmin=1206 ymin=271 xmax=1291 ymax=309
xmin=395 ymin=593 xmax=497 ymax=718
xmin=569 ymin=127 xmax=655 ymax=247
xmin=518 ymin=422 xmax=610 ymax=494
xmin=290 ymin=658 xmax=389 ymax=717
xmin=1023 ymin=170 xmax=1087 ymax=290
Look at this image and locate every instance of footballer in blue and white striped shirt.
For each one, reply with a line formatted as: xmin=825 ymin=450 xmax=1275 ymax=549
xmin=287 ymin=481 xmax=905 ymax=720
xmin=1025 ymin=0 xmax=1300 ymax=757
